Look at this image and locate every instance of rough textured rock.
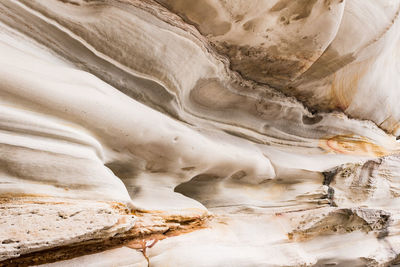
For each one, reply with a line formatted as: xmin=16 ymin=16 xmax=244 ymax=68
xmin=1 ymin=0 xmax=400 ymax=266
xmin=0 ymin=198 xmax=136 ymax=262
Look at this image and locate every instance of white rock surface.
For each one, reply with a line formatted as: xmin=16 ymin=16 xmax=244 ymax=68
xmin=1 ymin=0 xmax=400 ymax=266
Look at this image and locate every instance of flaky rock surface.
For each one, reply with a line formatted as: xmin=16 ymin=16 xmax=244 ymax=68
xmin=1 ymin=0 xmax=400 ymax=266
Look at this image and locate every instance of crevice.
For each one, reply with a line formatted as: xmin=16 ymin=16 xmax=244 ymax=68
xmin=322 ymin=168 xmax=338 ymax=207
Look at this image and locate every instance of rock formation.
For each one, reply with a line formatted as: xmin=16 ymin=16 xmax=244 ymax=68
xmin=0 ymin=0 xmax=400 ymax=266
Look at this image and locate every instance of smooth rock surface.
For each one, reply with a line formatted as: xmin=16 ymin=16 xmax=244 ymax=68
xmin=1 ymin=0 xmax=400 ymax=266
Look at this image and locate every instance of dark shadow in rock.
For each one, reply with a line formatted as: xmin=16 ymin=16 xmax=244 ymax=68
xmin=174 ymin=174 xmax=222 ymax=207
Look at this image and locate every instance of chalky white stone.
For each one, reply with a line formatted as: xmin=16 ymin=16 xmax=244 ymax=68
xmin=1 ymin=0 xmax=400 ymax=266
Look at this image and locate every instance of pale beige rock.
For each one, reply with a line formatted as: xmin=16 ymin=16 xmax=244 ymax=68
xmin=1 ymin=0 xmax=400 ymax=266
xmin=0 ymin=198 xmax=136 ymax=262
xmin=38 ymin=247 xmax=148 ymax=267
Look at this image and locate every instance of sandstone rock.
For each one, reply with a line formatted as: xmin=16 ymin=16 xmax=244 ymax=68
xmin=1 ymin=0 xmax=400 ymax=266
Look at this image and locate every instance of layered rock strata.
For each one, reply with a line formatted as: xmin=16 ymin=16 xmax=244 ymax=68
xmin=1 ymin=0 xmax=400 ymax=266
